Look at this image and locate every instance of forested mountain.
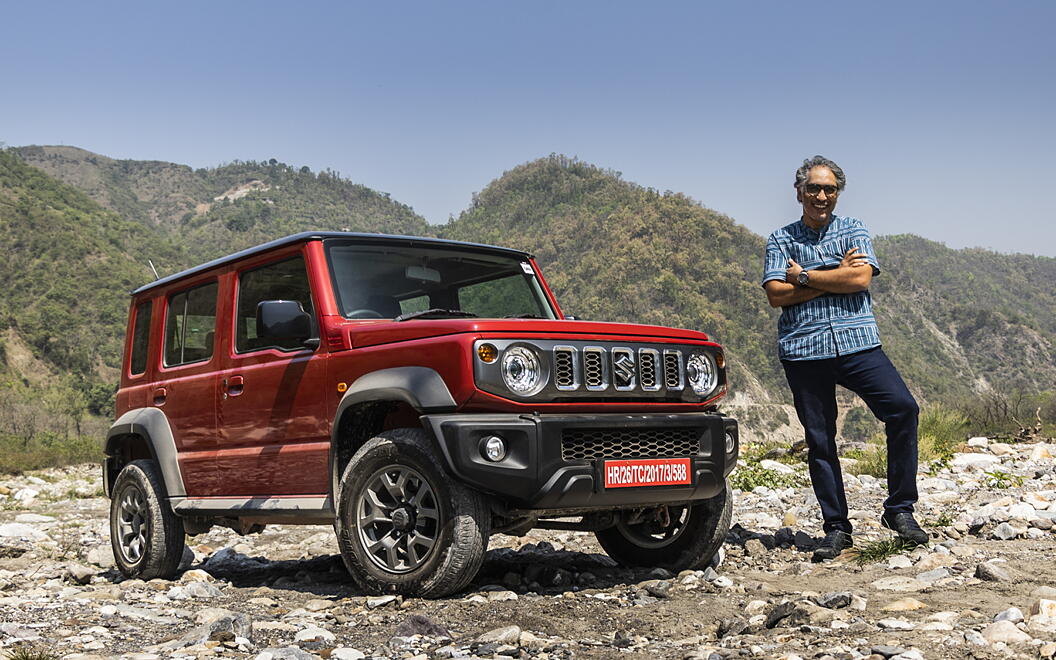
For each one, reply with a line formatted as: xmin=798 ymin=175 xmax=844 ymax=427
xmin=14 ymin=145 xmax=431 ymax=264
xmin=2 ymin=147 xmax=1053 ymax=450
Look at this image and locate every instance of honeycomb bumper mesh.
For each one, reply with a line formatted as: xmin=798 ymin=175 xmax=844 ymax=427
xmin=561 ymin=427 xmax=701 ymax=461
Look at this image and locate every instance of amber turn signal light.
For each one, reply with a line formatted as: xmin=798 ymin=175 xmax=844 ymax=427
xmin=477 ymin=343 xmax=498 ymax=363
xmin=715 ymin=352 xmax=725 ymax=369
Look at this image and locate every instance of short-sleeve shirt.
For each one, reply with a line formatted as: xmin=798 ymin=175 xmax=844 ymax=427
xmin=762 ymin=215 xmax=881 ymax=361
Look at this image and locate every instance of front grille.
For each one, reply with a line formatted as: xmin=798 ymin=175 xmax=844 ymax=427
xmin=561 ymin=427 xmax=701 ymax=461
xmin=664 ymin=350 xmax=683 ymax=390
xmin=639 ymin=348 xmax=659 ymax=390
xmin=583 ymin=349 xmax=605 ymax=389
xmin=554 ymin=348 xmax=575 ymax=389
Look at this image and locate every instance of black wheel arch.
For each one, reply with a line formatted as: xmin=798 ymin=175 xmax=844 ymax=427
xmin=104 ymin=408 xmax=186 ymax=499
xmin=328 ymin=366 xmax=457 ymax=501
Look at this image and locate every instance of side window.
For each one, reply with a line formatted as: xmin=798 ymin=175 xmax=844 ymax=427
xmin=129 ymin=300 xmax=152 ymax=375
xmin=164 ymin=282 xmax=218 ymax=367
xmin=236 ymin=256 xmax=315 ymax=353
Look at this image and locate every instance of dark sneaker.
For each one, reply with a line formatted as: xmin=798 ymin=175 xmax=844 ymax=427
xmin=812 ymin=530 xmax=853 ymax=562
xmin=881 ymin=512 xmax=929 ymax=546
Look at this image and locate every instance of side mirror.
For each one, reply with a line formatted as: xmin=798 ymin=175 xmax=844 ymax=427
xmin=257 ymin=300 xmax=312 ymax=341
xmin=564 ymin=314 xmax=578 ymax=320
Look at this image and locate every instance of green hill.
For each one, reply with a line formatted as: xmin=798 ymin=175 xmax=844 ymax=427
xmin=14 ymin=145 xmax=432 ymax=264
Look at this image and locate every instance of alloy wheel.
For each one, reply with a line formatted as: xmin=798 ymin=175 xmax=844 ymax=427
xmin=117 ymin=484 xmax=148 ymax=563
xmin=356 ymin=465 xmax=440 ymax=573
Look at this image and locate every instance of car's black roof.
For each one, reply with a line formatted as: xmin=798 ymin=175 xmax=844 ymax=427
xmin=131 ymin=231 xmax=534 ymax=295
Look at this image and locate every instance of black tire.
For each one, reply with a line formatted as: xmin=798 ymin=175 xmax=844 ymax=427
xmin=109 ymin=459 xmax=186 ymax=580
xmin=595 ymin=481 xmax=732 ymax=571
xmin=334 ymin=428 xmax=490 ymax=598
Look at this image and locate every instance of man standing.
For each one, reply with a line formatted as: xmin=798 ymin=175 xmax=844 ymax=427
xmin=762 ymin=155 xmax=928 ymax=562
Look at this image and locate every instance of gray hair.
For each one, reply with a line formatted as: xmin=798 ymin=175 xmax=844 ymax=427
xmin=794 ymin=155 xmax=846 ymax=191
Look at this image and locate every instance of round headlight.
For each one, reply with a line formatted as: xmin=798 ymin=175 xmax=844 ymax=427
xmin=686 ymin=352 xmax=718 ymax=396
xmin=501 ymin=346 xmax=546 ymax=396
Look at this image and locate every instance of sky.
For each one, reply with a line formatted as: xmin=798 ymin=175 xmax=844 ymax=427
xmin=2 ymin=1 xmax=1054 ymax=257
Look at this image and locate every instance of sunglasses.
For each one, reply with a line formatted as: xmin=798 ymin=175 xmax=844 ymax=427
xmin=803 ymin=183 xmax=839 ymax=197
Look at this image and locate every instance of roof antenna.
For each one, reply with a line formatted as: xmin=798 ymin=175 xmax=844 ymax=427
xmin=147 ymin=259 xmax=160 ymax=280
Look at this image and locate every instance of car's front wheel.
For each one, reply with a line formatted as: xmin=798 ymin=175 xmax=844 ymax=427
xmin=334 ymin=428 xmax=490 ymax=597
xmin=595 ymin=481 xmax=732 ymax=571
xmin=109 ymin=459 xmax=186 ymax=579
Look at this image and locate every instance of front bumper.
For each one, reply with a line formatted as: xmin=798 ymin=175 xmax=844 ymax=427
xmin=422 ymin=412 xmax=738 ymax=510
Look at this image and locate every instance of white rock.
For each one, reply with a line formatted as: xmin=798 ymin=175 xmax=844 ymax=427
xmin=759 ymin=460 xmax=796 ymax=474
xmin=86 ymin=545 xmax=115 ymax=568
xmin=477 ymin=625 xmax=522 ymax=644
xmin=995 ymin=607 xmax=1024 ymax=623
xmin=745 ymin=600 xmax=769 ymax=615
xmin=925 ymin=491 xmax=963 ymax=504
xmin=0 ymin=523 xmax=48 ymax=541
xmin=1031 ymin=599 xmax=1056 ymax=619
xmin=14 ymin=513 xmax=55 ymax=523
xmin=992 ymin=522 xmax=1024 ymax=540
xmin=1031 ymin=445 xmax=1055 ymax=461
xmin=366 ymin=595 xmax=398 ymax=609
xmin=13 ymin=488 xmax=39 ymax=502
xmin=878 ymin=618 xmax=915 ymax=630
xmin=951 ymin=453 xmax=1002 ymax=470
xmin=294 ymin=626 xmax=336 ymax=642
xmin=887 ymin=555 xmax=913 ymax=569
xmin=1009 ymin=503 xmax=1038 ymax=520
xmin=982 ymin=620 xmax=1033 ymax=644
xmin=967 ymin=437 xmax=989 ymax=448
xmin=331 ymin=650 xmax=367 ymax=660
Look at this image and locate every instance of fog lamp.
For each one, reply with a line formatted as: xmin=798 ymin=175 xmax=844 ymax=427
xmin=725 ymin=431 xmax=737 ymax=455
xmin=481 ymin=435 xmax=507 ymax=462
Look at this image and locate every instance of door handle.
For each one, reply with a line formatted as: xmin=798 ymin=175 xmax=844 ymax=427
xmin=152 ymin=387 xmax=167 ymax=406
xmin=223 ymin=375 xmax=245 ymax=397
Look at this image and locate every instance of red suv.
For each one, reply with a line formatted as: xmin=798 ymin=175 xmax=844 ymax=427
xmin=105 ymin=232 xmax=738 ymax=597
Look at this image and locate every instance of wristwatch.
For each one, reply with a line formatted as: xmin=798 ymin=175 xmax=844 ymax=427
xmin=797 ymin=270 xmax=810 ymax=287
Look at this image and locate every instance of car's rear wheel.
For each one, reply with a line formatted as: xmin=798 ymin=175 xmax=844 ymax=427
xmin=109 ymin=459 xmax=186 ymax=579
xmin=335 ymin=428 xmax=490 ymax=597
xmin=595 ymin=481 xmax=732 ymax=571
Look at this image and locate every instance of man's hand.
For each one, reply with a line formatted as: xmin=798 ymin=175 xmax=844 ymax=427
xmin=785 ymin=259 xmax=805 ymax=284
xmin=840 ymin=247 xmax=870 ymax=269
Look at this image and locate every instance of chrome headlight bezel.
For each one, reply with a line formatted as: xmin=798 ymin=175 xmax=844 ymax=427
xmin=685 ymin=351 xmax=718 ymax=397
xmin=500 ymin=345 xmax=547 ymax=396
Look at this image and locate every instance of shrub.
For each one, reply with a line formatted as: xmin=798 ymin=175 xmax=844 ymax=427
xmin=730 ymin=460 xmax=806 ymax=491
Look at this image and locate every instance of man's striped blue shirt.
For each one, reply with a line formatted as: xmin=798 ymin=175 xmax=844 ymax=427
xmin=762 ymin=215 xmax=882 ymax=361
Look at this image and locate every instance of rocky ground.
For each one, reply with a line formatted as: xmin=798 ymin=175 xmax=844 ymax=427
xmin=2 ymin=437 xmax=1056 ymax=659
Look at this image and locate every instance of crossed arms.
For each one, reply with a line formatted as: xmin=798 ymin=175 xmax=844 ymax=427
xmin=764 ymin=247 xmax=873 ymax=308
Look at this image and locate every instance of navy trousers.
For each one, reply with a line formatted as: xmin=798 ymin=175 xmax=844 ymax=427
xmin=781 ymin=347 xmax=919 ymax=534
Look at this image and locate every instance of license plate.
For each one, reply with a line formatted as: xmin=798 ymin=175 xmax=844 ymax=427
xmin=603 ymin=458 xmax=692 ymax=488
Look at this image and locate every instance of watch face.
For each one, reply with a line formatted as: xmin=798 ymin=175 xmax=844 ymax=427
xmin=798 ymin=271 xmax=809 ymax=285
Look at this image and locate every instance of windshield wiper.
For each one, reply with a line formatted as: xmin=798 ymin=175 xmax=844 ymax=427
xmin=394 ymin=308 xmax=479 ymax=322
xmin=503 ymin=313 xmax=548 ymax=319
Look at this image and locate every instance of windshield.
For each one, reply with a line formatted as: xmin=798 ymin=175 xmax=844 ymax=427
xmin=325 ymin=241 xmax=557 ymax=320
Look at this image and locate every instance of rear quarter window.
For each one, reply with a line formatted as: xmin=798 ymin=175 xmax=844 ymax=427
xmin=129 ymin=300 xmax=152 ymax=375
xmin=164 ymin=281 xmax=218 ymax=366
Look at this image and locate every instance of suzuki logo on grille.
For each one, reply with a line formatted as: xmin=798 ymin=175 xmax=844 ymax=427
xmin=612 ymin=350 xmax=635 ymax=389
